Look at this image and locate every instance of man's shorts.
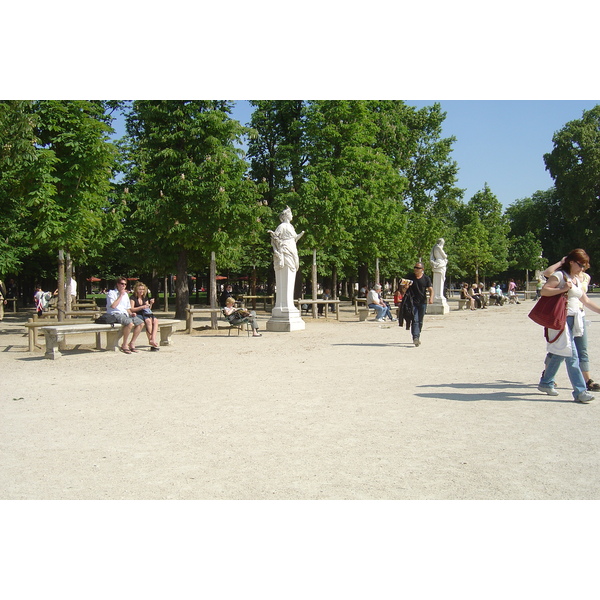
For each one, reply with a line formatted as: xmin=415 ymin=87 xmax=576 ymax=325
xmin=111 ymin=312 xmax=143 ymax=327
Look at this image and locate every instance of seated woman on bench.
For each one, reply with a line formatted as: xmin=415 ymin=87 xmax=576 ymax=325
xmin=460 ymin=283 xmax=476 ymax=310
xmin=130 ymin=281 xmax=160 ymax=351
xmin=223 ymin=297 xmax=262 ymax=337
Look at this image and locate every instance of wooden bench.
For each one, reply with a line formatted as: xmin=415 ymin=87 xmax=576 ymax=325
xmin=38 ymin=319 xmax=181 ymax=359
xmin=239 ymin=295 xmax=274 ymax=311
xmin=3 ymin=297 xmax=18 ymax=313
xmin=353 ymin=297 xmax=368 ymax=314
xmin=185 ymin=306 xmax=223 ymax=332
xmin=294 ymin=299 xmax=341 ymax=320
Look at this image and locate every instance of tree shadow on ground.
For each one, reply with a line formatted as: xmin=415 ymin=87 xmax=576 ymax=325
xmin=415 ymin=380 xmax=574 ymax=403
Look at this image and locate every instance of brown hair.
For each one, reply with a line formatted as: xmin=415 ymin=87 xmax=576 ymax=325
xmin=562 ymin=248 xmax=590 ymax=270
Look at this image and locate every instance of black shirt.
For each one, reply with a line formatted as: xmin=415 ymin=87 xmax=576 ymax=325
xmin=407 ymin=274 xmax=432 ymax=305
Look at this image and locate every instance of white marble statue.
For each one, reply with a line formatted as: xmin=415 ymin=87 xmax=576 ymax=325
xmin=266 ymin=207 xmax=306 ymax=331
xmin=428 ymin=238 xmax=449 ymax=314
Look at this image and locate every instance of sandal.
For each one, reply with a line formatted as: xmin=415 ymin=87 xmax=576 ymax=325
xmin=128 ymin=344 xmax=139 ymax=353
xmin=120 ymin=346 xmax=132 ymax=354
xmin=587 ymin=379 xmax=600 ymax=391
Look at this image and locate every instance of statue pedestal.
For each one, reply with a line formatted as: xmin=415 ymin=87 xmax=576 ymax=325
xmin=427 ymin=298 xmax=449 ymax=315
xmin=266 ymin=307 xmax=305 ymax=332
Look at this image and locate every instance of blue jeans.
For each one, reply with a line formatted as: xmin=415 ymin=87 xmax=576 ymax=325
xmin=411 ymin=303 xmax=427 ymax=339
xmin=574 ymin=316 xmax=590 ymax=373
xmin=369 ymin=303 xmax=393 ymax=320
xmin=540 ymin=315 xmax=587 ymax=398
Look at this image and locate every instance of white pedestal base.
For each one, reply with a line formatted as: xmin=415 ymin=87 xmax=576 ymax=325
xmin=266 ymin=307 xmax=305 ymax=332
xmin=427 ymin=299 xmax=450 ymax=315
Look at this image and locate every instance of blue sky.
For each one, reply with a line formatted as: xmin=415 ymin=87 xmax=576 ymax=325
xmin=228 ymin=100 xmax=599 ymax=209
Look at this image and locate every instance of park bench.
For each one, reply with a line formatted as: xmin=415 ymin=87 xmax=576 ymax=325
xmin=358 ymin=307 xmax=376 ymax=321
xmin=294 ymin=299 xmax=341 ymax=320
xmin=185 ymin=306 xmax=223 ymax=333
xmin=23 ymin=313 xmax=102 ymax=351
xmin=353 ymin=297 xmax=368 ymax=314
xmin=37 ymin=318 xmax=181 ymax=359
xmin=3 ymin=297 xmax=18 ymax=313
xmin=239 ymin=295 xmax=274 ymax=311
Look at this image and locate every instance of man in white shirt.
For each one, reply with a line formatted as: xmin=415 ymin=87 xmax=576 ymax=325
xmin=106 ymin=277 xmax=144 ymax=354
xmin=367 ymin=284 xmax=395 ymax=322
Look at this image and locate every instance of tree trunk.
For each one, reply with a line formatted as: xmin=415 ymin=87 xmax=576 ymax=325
xmin=375 ymin=257 xmax=380 ymax=286
xmin=331 ymin=266 xmax=338 ymax=300
xmin=358 ymin=263 xmax=369 ymax=290
xmin=65 ymin=252 xmax=72 ymax=317
xmin=312 ymin=249 xmax=318 ymax=319
xmin=150 ymin=269 xmax=159 ymax=307
xmin=175 ymin=248 xmax=189 ymax=320
xmin=210 ymin=252 xmax=217 ymax=328
xmin=163 ymin=276 xmax=169 ymax=312
xmin=57 ymin=249 xmax=66 ymax=322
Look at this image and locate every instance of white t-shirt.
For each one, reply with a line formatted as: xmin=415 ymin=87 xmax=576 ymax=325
xmin=552 ymin=270 xmax=582 ymax=315
xmin=106 ymin=289 xmax=131 ymax=315
xmin=367 ymin=289 xmax=380 ymax=305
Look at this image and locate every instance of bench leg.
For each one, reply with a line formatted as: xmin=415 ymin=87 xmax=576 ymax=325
xmin=106 ymin=329 xmax=124 ymax=351
xmin=159 ymin=324 xmax=174 ymax=346
xmin=44 ymin=332 xmax=63 ymax=360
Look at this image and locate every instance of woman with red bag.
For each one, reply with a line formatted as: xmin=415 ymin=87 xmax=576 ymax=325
xmin=538 ymin=249 xmax=600 ymax=403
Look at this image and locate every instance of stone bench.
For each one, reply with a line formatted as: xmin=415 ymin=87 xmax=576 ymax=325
xmin=38 ymin=319 xmax=181 ymax=359
xmin=358 ymin=307 xmax=376 ymax=321
xmin=23 ymin=313 xmax=102 ymax=351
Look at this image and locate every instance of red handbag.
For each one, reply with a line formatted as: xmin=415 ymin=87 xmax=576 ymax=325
xmin=528 ymin=292 xmax=568 ymax=342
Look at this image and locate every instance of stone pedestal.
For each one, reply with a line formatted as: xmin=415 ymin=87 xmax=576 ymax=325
xmin=266 ymin=306 xmax=306 ymax=332
xmin=427 ymin=298 xmax=450 ymax=315
xmin=266 ymin=265 xmax=305 ymax=332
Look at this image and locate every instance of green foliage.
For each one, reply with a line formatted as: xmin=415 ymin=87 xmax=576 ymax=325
xmin=543 ymin=104 xmax=600 ymax=266
xmin=30 ymin=100 xmax=120 ymax=259
xmin=508 ymin=232 xmax=545 ymax=272
xmin=450 ymin=184 xmax=509 ymax=280
xmin=125 ymin=100 xmax=266 ymax=260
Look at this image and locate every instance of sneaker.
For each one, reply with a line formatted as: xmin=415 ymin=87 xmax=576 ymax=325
xmin=413 ymin=337 xmax=421 ymax=347
xmin=575 ymin=391 xmax=595 ymax=404
xmin=375 ymin=318 xmax=384 ymax=322
xmin=537 ymin=384 xmax=559 ymax=396
xmin=390 ymin=318 xmax=397 ymax=322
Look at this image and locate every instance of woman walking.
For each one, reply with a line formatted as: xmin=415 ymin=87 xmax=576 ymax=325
xmin=538 ymin=249 xmax=600 ymax=403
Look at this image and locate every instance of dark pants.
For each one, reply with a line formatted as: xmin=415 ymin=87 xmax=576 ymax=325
xmin=411 ymin=303 xmax=427 ymax=339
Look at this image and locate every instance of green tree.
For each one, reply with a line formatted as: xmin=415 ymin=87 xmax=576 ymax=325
xmin=452 ymin=184 xmax=509 ymax=281
xmin=300 ymin=100 xmax=409 ymax=285
xmin=124 ymin=100 xmax=266 ymax=318
xmin=0 ymin=101 xmax=55 ymax=274
xmin=506 ymin=188 xmax=576 ymax=264
xmin=31 ymin=101 xmax=119 ymax=259
xmin=543 ymin=105 xmax=600 ymax=265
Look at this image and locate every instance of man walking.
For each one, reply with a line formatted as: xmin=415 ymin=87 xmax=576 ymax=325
xmin=405 ymin=262 xmax=433 ymax=346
